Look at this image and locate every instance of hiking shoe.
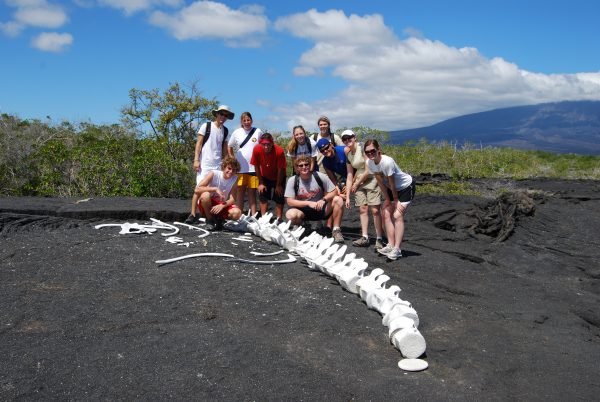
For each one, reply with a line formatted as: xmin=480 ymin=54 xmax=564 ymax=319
xmin=184 ymin=214 xmax=197 ymax=224
xmin=205 ymin=220 xmax=217 ymax=231
xmin=332 ymin=228 xmax=345 ymax=243
xmin=387 ymin=248 xmax=403 ymax=260
xmin=374 ymin=239 xmax=384 ymax=250
xmin=377 ymin=244 xmax=394 ymax=255
xmin=352 ymin=236 xmax=370 ymax=247
xmin=215 ymin=218 xmax=224 ymax=231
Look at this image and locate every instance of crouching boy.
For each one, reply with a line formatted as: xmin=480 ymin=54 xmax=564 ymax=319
xmin=284 ymin=155 xmax=346 ymax=243
xmin=186 ymin=156 xmax=242 ymax=230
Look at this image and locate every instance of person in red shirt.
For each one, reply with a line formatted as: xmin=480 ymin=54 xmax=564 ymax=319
xmin=250 ymin=132 xmax=287 ymax=222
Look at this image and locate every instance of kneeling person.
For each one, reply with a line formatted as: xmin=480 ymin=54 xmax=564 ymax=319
xmin=186 ymin=156 xmax=242 ymax=230
xmin=285 ymin=156 xmax=346 ymax=243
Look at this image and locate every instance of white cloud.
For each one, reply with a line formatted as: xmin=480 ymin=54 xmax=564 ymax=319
xmin=1 ymin=0 xmax=68 ymax=36
xmin=149 ymin=1 xmax=268 ymax=47
xmin=273 ymin=9 xmax=600 ymax=131
xmin=98 ymin=0 xmax=182 ymax=15
xmin=30 ymin=31 xmax=73 ymax=52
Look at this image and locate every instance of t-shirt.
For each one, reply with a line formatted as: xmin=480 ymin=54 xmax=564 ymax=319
xmin=367 ymin=155 xmax=412 ymax=190
xmin=287 ymin=137 xmax=318 ymax=158
xmin=250 ymin=144 xmax=287 ymax=181
xmin=322 ymin=145 xmax=348 ymax=178
xmin=284 ymin=172 xmax=335 ymax=202
xmin=207 ymin=170 xmax=237 ymax=202
xmin=228 ymin=127 xmax=263 ymax=173
xmin=198 ymin=122 xmax=228 ymax=171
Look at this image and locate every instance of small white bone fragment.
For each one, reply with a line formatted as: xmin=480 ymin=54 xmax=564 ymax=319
xmin=155 ymin=253 xmax=234 ymax=265
xmin=174 ymin=222 xmax=210 ymax=239
xmin=398 ymin=358 xmax=428 ymax=372
xmin=231 ymin=237 xmax=253 ymax=242
xmin=150 ymin=218 xmax=179 ymax=236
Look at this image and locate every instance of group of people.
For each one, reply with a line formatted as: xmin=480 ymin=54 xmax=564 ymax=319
xmin=185 ymin=105 xmax=415 ymax=260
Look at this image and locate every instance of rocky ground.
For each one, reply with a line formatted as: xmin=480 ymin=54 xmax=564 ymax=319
xmin=1 ymin=179 xmax=599 ymax=401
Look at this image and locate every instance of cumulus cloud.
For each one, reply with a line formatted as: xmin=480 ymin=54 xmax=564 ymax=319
xmin=30 ymin=31 xmax=73 ymax=52
xmin=273 ymin=9 xmax=600 ymax=131
xmin=149 ymin=1 xmax=268 ymax=47
xmin=98 ymin=0 xmax=182 ymax=15
xmin=1 ymin=0 xmax=68 ymax=36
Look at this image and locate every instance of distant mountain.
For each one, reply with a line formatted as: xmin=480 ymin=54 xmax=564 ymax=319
xmin=389 ymin=101 xmax=600 ymax=154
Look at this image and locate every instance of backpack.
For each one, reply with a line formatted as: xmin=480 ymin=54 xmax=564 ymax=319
xmin=202 ymin=121 xmax=229 ymax=149
xmin=294 ymin=171 xmax=325 ymax=196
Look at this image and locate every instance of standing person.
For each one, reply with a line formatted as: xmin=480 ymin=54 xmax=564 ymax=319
xmin=287 ymin=125 xmax=317 ymax=172
xmin=250 ymin=132 xmax=287 ymax=222
xmin=285 ymin=156 xmax=346 ymax=243
xmin=185 ymin=156 xmax=242 ymax=231
xmin=342 ymin=130 xmax=384 ymax=249
xmin=228 ymin=111 xmax=263 ymax=216
xmin=364 ymin=140 xmax=415 ymax=260
xmin=313 ymin=116 xmax=342 ymax=170
xmin=194 ymin=105 xmax=234 ymax=184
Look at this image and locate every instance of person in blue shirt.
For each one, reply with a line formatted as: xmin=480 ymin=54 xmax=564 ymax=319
xmin=316 ymin=138 xmax=348 ymax=197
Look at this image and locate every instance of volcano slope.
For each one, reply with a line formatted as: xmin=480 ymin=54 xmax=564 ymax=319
xmin=1 ymin=179 xmax=599 ymax=401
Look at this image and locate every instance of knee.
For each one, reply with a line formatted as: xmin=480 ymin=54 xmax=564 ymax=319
xmin=371 ymin=206 xmax=381 ymax=217
xmin=199 ymin=192 xmax=211 ymax=202
xmin=332 ymin=195 xmax=343 ymax=207
xmin=359 ymin=205 xmax=368 ymax=214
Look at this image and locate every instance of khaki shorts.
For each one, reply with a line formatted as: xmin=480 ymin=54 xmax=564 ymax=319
xmin=354 ymin=176 xmax=381 ymax=206
xmin=237 ymin=173 xmax=259 ymax=189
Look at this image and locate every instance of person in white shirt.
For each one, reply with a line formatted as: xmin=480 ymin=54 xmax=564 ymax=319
xmin=364 ymin=139 xmax=415 ymax=260
xmin=227 ymin=111 xmax=263 ymax=215
xmin=185 ymin=156 xmax=242 ymax=231
xmin=193 ymin=105 xmax=234 ymax=185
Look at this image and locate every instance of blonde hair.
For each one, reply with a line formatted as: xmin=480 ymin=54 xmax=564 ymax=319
xmin=287 ymin=125 xmax=307 ymax=155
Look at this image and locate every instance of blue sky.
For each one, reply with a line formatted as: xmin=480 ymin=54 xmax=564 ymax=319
xmin=2 ymin=0 xmax=600 ymax=134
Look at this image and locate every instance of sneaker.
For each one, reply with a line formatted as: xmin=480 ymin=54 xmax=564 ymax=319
xmin=332 ymin=228 xmax=345 ymax=243
xmin=214 ymin=218 xmax=224 ymax=231
xmin=387 ymin=248 xmax=403 ymax=260
xmin=352 ymin=236 xmax=370 ymax=247
xmin=377 ymin=244 xmax=394 ymax=255
xmin=184 ymin=214 xmax=196 ymax=224
xmin=205 ymin=220 xmax=217 ymax=231
xmin=374 ymin=239 xmax=384 ymax=250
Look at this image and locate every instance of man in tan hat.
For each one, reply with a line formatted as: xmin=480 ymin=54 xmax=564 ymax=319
xmin=193 ymin=105 xmax=234 ymax=184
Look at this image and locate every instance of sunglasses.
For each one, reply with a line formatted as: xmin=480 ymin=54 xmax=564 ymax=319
xmin=342 ymin=136 xmax=355 ymax=142
xmin=296 ymin=163 xmax=310 ymax=168
xmin=364 ymin=149 xmax=377 ymax=156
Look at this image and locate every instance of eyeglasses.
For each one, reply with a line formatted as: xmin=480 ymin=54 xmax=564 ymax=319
xmin=364 ymin=149 xmax=377 ymax=156
xmin=296 ymin=163 xmax=310 ymax=168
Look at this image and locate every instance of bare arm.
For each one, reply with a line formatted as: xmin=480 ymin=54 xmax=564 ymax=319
xmin=194 ymin=135 xmax=204 ymax=171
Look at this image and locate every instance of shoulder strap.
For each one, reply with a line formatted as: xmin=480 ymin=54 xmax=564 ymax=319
xmin=222 ymin=126 xmax=228 ymax=149
xmin=202 ymin=121 xmax=212 ymax=146
xmin=294 ymin=174 xmax=300 ymax=196
xmin=239 ymin=127 xmax=257 ymax=149
xmin=306 ymin=137 xmax=312 ymax=153
xmin=313 ymin=171 xmax=325 ymax=193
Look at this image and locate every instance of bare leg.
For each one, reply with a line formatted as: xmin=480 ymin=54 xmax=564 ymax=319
xmin=371 ymin=205 xmax=383 ymax=238
xmin=199 ymin=192 xmax=214 ymax=221
xmin=247 ymin=188 xmax=257 ymax=215
xmin=383 ymin=204 xmax=395 ymax=246
xmin=285 ymin=208 xmax=305 ymax=225
xmin=331 ymin=196 xmax=344 ymax=228
xmin=275 ymin=203 xmax=284 ymax=220
xmin=190 ymin=191 xmax=200 ymax=216
xmin=392 ymin=203 xmax=407 ymax=249
xmin=359 ymin=205 xmax=369 ymax=237
xmin=235 ymin=184 xmax=248 ymax=213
